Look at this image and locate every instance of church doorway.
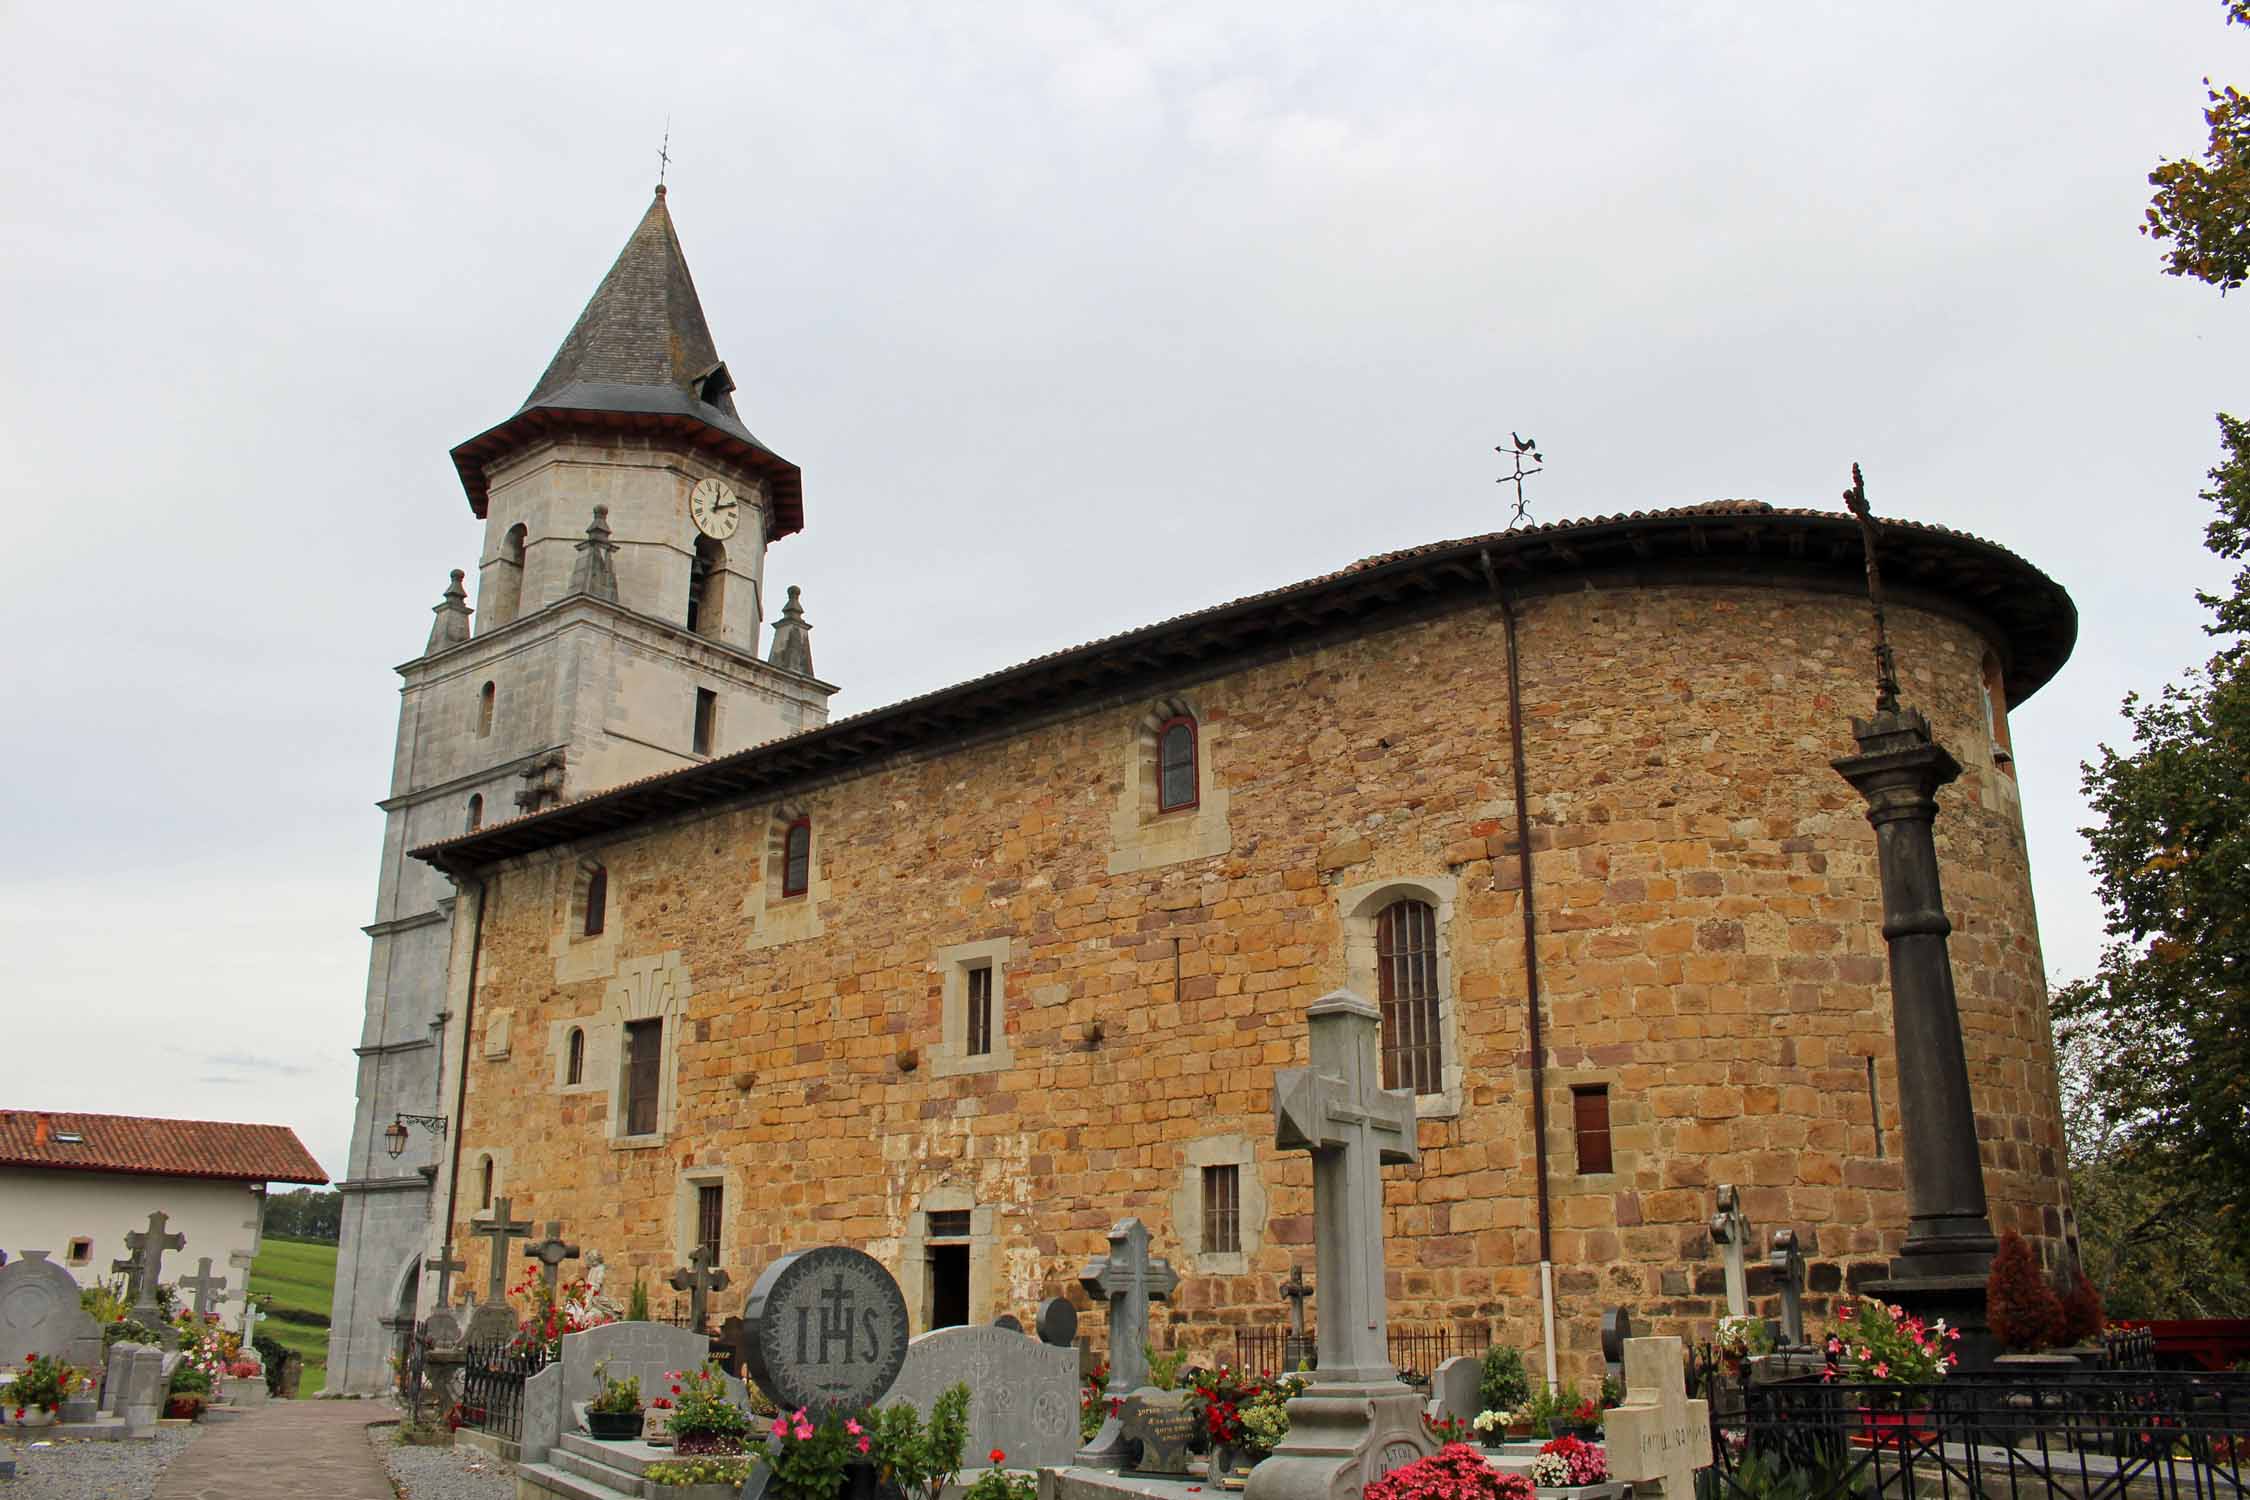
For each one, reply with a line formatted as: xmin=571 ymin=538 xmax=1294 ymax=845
xmin=924 ymin=1207 xmax=972 ymax=1329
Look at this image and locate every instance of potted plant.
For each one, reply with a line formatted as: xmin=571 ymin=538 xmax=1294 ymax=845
xmin=1715 ymin=1315 xmax=1773 ymax=1372
xmin=664 ymin=1364 xmax=752 ymax=1455
xmin=863 ymin=1384 xmax=969 ymax=1500
xmin=587 ymin=1363 xmax=645 ymax=1440
xmin=645 ymin=1456 xmax=759 ymax=1500
xmin=4 ymin=1352 xmax=80 ymax=1426
xmin=1529 ymin=1435 xmax=1608 ymax=1491
xmin=1478 ymin=1346 xmax=1531 ymax=1423
xmin=1364 ymin=1444 xmax=1536 ymax=1500
xmin=1236 ymin=1372 xmax=1304 ymax=1468
xmin=963 ymin=1463 xmax=1038 ymax=1500
xmin=166 ymin=1364 xmax=213 ymax=1421
xmin=1822 ymin=1298 xmax=1959 ymax=1445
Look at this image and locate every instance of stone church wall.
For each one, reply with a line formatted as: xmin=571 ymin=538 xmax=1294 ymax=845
xmin=444 ymin=580 xmax=2061 ymax=1380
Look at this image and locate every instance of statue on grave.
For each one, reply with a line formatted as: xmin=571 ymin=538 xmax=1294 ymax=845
xmin=572 ymin=1249 xmax=621 ymax=1321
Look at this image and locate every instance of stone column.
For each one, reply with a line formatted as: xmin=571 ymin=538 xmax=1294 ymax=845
xmin=1833 ymin=706 xmax=1997 ymax=1359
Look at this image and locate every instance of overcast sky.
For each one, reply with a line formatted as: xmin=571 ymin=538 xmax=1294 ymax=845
xmin=3 ymin=2 xmax=2240 ymax=1184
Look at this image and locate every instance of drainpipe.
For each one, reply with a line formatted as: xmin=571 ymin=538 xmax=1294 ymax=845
xmin=437 ymin=866 xmax=489 ymax=1294
xmin=1483 ymin=549 xmax=1556 ymax=1386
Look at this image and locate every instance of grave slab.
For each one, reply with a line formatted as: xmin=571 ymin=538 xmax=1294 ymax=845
xmin=889 ymin=1322 xmax=1082 ymax=1471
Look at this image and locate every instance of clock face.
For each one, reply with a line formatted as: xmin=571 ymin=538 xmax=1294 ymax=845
xmin=690 ymin=477 xmax=741 ymax=540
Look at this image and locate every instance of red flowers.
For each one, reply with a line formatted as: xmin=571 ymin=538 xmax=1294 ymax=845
xmin=991 ymin=1448 xmax=1007 ymax=1464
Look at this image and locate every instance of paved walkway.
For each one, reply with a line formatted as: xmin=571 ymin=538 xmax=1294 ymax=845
xmin=153 ymin=1399 xmax=397 ymax=1500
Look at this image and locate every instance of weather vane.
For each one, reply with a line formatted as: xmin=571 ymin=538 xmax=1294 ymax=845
xmin=1496 ymin=431 xmax=1544 ymax=530
xmin=1841 ymin=462 xmax=1902 ymax=716
xmin=659 ymin=118 xmax=672 ymax=189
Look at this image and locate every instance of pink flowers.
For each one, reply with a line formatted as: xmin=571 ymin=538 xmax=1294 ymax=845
xmin=857 ymin=1436 xmax=871 ymax=1454
xmin=845 ymin=1419 xmax=863 ymax=1436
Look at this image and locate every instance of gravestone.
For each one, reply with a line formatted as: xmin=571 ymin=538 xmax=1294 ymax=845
xmin=425 ymin=1242 xmax=468 ymax=1309
xmin=1602 ymin=1337 xmax=1711 ymax=1500
xmin=1280 ymin=1265 xmax=1316 ymax=1372
xmin=180 ymin=1257 xmax=229 ymax=1321
xmin=526 ymin=1222 xmax=581 ymax=1300
xmin=0 ymin=1250 xmax=104 ymax=1369
xmin=466 ymin=1300 xmax=520 ymax=1347
xmin=741 ymin=1246 xmax=910 ymax=1415
xmin=474 ymin=1199 xmax=534 ymax=1302
xmin=1709 ymin=1187 xmax=1753 ymax=1320
xmin=1119 ymin=1391 xmax=1198 ymax=1475
xmin=669 ymin=1244 xmax=731 ymax=1333
xmin=1429 ymin=1356 xmax=1481 ymax=1426
xmin=114 ymin=1211 xmax=184 ymax=1343
xmin=888 ymin=1321 xmax=1082 ymax=1470
xmin=238 ymin=1294 xmax=265 ymax=1358
xmin=993 ymin=1313 xmax=1024 ymax=1333
xmin=521 ymin=1319 xmax=718 ymax=1466
xmin=1073 ymin=1218 xmax=1178 ymax=1469
xmin=1036 ymin=1298 xmax=1078 ymax=1349
xmin=112 ymin=1343 xmax=168 ymax=1438
xmin=1245 ymin=991 xmax=1433 ymax=1500
xmin=1769 ymin=1230 xmax=1807 ymax=1348
xmin=1601 ymin=1307 xmax=1633 ymax=1387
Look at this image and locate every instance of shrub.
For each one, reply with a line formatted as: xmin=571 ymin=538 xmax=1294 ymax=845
xmin=1144 ymin=1345 xmax=1189 ymax=1392
xmin=1477 ymin=1346 xmax=1530 ymax=1414
xmin=169 ymin=1365 xmax=213 ymax=1396
xmin=964 ymin=1467 xmax=1038 ymax=1500
xmin=1987 ymin=1232 xmax=2066 ymax=1352
xmin=1366 ymin=1443 xmax=1536 ymax=1500
xmin=4 ymin=1353 xmax=83 ymax=1414
xmin=865 ymin=1383 xmax=970 ymax=1500
xmin=647 ymin=1458 xmax=757 ymax=1487
xmin=2058 ymin=1270 xmax=2106 ymax=1346
xmin=104 ymin=1320 xmax=165 ymax=1350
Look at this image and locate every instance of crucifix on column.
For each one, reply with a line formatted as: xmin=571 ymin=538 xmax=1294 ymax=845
xmin=1073 ymin=1217 xmax=1178 ymax=1468
xmin=474 ymin=1198 xmax=534 ymax=1303
xmin=1708 ymin=1185 xmax=1754 ymax=1320
xmin=668 ymin=1246 xmax=730 ymax=1332
xmin=524 ymin=1222 xmax=582 ymax=1300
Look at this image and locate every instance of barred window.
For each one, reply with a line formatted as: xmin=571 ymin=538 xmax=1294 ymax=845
xmin=696 ymin=1183 xmax=724 ymax=1264
xmin=1376 ymin=899 xmax=1441 ymax=1094
xmin=1202 ymin=1164 xmax=1241 ymax=1254
xmin=966 ymin=965 xmax=994 ymax=1057
xmin=1573 ymin=1085 xmax=1613 ymax=1175
xmin=1157 ymin=717 xmax=1198 ymax=811
xmin=565 ymin=1027 xmax=585 ymax=1086
xmin=782 ymin=818 xmax=811 ymax=898
xmin=624 ymin=1018 xmax=662 ymax=1136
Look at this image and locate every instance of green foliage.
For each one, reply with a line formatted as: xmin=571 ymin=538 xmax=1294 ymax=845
xmin=169 ymin=1365 xmax=213 ymax=1396
xmin=1477 ymin=1345 xmax=1530 ymax=1414
xmin=588 ymin=1363 xmax=643 ymax=1415
xmin=760 ymin=1407 xmax=859 ymax=1500
xmin=866 ymin=1382 xmax=970 ymax=1500
xmin=646 ymin=1458 xmax=757 ymax=1487
xmin=104 ymin=1319 xmax=166 ymax=1349
xmin=628 ymin=1277 xmax=652 ymax=1322
xmin=249 ymin=1236 xmax=335 ymax=1394
xmin=80 ymin=1279 xmax=129 ymax=1323
xmin=963 ymin=1470 xmax=1038 ymax=1500
xmin=2147 ymin=3 xmax=2250 ymax=292
xmin=662 ymin=1363 xmax=749 ymax=1442
xmin=262 ymin=1188 xmax=344 ymax=1242
xmin=1144 ymin=1345 xmax=1189 ymax=1391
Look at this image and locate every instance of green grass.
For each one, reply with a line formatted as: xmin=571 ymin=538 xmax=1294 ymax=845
xmin=249 ymin=1237 xmax=335 ymax=1396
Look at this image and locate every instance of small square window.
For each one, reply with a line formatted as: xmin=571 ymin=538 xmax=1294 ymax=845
xmin=926 ymin=1209 xmax=972 ymax=1240
xmin=1202 ymin=1165 xmax=1241 ymax=1254
xmin=1573 ymin=1085 xmax=1613 ymax=1175
xmin=66 ymin=1237 xmax=92 ymax=1266
xmin=966 ymin=965 xmax=994 ymax=1057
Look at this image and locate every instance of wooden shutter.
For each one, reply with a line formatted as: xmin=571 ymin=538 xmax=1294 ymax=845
xmin=1573 ymin=1085 xmax=1613 ymax=1175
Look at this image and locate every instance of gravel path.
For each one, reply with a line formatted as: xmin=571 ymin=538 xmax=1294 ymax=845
xmin=3 ymin=1426 xmax=202 ymax=1500
xmin=370 ymin=1425 xmax=517 ymax=1500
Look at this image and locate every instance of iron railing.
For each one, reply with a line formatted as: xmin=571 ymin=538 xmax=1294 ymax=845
xmin=1227 ymin=1326 xmax=1474 ymax=1384
xmin=1698 ymin=1365 xmax=2250 ymax=1500
xmin=458 ymin=1338 xmax=549 ymax=1440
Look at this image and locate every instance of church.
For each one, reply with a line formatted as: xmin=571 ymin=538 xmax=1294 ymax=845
xmin=327 ymin=188 xmax=2078 ymax=1393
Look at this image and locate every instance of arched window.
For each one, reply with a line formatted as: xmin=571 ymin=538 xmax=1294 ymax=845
xmin=485 ymin=524 xmax=527 ymax=628
xmin=1376 ymin=899 xmax=1441 ymax=1095
xmin=687 ymin=536 xmax=727 ymax=637
xmin=1156 ymin=716 xmax=1198 ymax=812
xmin=781 ymin=818 xmax=812 ymax=898
xmin=466 ymin=794 xmax=483 ymax=831
xmin=583 ymin=864 xmax=608 ymax=937
xmin=478 ymin=681 xmax=496 ymax=738
xmin=565 ymin=1027 xmax=584 ymax=1086
xmin=478 ymin=1156 xmax=494 ymax=1211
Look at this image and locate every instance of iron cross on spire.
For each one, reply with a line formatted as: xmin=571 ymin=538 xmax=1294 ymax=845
xmin=1841 ymin=462 xmax=1903 ymax=716
xmin=659 ymin=118 xmax=672 ymax=189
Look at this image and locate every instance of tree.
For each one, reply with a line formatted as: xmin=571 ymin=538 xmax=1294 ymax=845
xmin=261 ymin=1187 xmax=343 ymax=1243
xmin=2146 ymin=1 xmax=2250 ymax=291
xmin=1988 ymin=1231 xmax=2065 ymax=1352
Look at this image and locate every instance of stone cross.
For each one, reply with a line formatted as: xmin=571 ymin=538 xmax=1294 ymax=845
xmin=1769 ymin=1229 xmax=1807 ymax=1347
xmin=113 ymin=1210 xmax=185 ymax=1316
xmin=667 ymin=1245 xmax=731 ymax=1332
xmin=1074 ymin=1217 xmax=1178 ymax=1467
xmin=474 ymin=1198 xmax=534 ymax=1302
xmin=1603 ymin=1337 xmax=1713 ymax=1500
xmin=524 ymin=1221 xmax=581 ymax=1299
xmin=1709 ymin=1184 xmax=1754 ymax=1319
xmin=1281 ymin=1264 xmax=1313 ymax=1341
xmin=239 ymin=1294 xmax=264 ymax=1353
xmin=180 ymin=1257 xmax=229 ymax=1320
xmin=1273 ymin=990 xmax=1418 ymax=1384
xmin=425 ymin=1242 xmax=468 ymax=1309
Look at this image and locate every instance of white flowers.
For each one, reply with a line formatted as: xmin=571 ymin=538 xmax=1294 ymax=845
xmin=1529 ymin=1453 xmax=1571 ymax=1487
xmin=1473 ymin=1409 xmax=1508 ymax=1435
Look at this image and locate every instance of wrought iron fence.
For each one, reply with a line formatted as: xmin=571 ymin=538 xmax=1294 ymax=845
xmin=458 ymin=1338 xmax=549 ymax=1440
xmin=1227 ymin=1325 xmax=1475 ymax=1383
xmin=1234 ymin=1327 xmax=1287 ymax=1374
xmin=1697 ymin=1365 xmax=2250 ymax=1500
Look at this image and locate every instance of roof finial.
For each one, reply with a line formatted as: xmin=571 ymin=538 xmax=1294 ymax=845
xmin=567 ymin=505 xmax=621 ymax=603
xmin=657 ymin=117 xmax=671 ymax=194
xmin=425 ymin=567 xmax=473 ymax=655
xmin=1841 ymin=462 xmax=1903 ymax=717
xmin=767 ymin=584 xmax=815 ymax=678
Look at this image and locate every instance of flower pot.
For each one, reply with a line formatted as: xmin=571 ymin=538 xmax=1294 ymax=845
xmin=839 ymin=1460 xmax=904 ymax=1500
xmin=587 ymin=1409 xmax=644 ymax=1440
xmin=1547 ymin=1420 xmax=1601 ymax=1442
xmin=163 ymin=1397 xmax=204 ymax=1421
xmin=8 ymin=1408 xmax=56 ymax=1429
xmin=1849 ymin=1408 xmax=1935 ymax=1449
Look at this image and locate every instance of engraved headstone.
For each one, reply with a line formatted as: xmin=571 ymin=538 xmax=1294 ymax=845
xmin=0 ymin=1250 xmax=103 ymax=1367
xmin=888 ymin=1322 xmax=1082 ymax=1470
xmin=1429 ymin=1356 xmax=1481 ymax=1426
xmin=741 ymin=1246 xmax=910 ymax=1415
xmin=466 ymin=1301 xmax=520 ymax=1347
xmin=1602 ymin=1337 xmax=1712 ymax=1500
xmin=1073 ymin=1218 xmax=1178 ymax=1468
xmin=1036 ymin=1298 xmax=1078 ymax=1349
xmin=1245 ymin=990 xmax=1434 ymax=1500
xmin=1120 ymin=1391 xmax=1200 ymax=1475
xmin=1709 ymin=1186 xmax=1753 ymax=1320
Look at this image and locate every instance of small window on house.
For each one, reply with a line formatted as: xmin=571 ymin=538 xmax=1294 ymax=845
xmin=583 ymin=865 xmax=608 ymax=937
xmin=1376 ymin=898 xmax=1442 ymax=1094
xmin=694 ymin=688 xmax=717 ymax=757
xmin=688 ymin=537 xmax=726 ymax=637
xmin=565 ymin=1027 xmax=585 ymax=1086
xmin=781 ymin=818 xmax=811 ymax=898
xmin=478 ymin=681 xmax=496 ymax=738
xmin=697 ymin=1183 xmax=724 ymax=1264
xmin=66 ymin=1237 xmax=92 ymax=1266
xmin=926 ymin=1209 xmax=972 ymax=1240
xmin=1157 ymin=716 xmax=1198 ymax=812
xmin=467 ymin=795 xmax=483 ymax=831
xmin=624 ymin=1017 xmax=662 ymax=1136
xmin=965 ymin=964 xmax=994 ymax=1057
xmin=486 ymin=524 xmax=527 ymax=627
xmin=1201 ymin=1164 xmax=1241 ymax=1254
xmin=479 ymin=1155 xmax=495 ymax=1211
xmin=1573 ymin=1085 xmax=1614 ymax=1175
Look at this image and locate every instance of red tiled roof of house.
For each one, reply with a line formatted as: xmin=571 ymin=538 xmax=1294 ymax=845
xmin=0 ymin=1111 xmax=328 ymax=1185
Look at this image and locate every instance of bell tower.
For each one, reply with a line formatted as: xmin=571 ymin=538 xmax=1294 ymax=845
xmin=327 ymin=190 xmax=834 ymax=1392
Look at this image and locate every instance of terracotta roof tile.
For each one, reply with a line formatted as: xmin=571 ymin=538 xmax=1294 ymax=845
xmin=0 ymin=1111 xmax=328 ymax=1185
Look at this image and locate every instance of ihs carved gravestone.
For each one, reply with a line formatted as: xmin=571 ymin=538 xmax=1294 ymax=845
xmin=1245 ymin=990 xmax=1433 ymax=1500
xmin=0 ymin=1251 xmax=103 ymax=1368
xmin=888 ymin=1322 xmax=1082 ymax=1470
xmin=1602 ymin=1337 xmax=1712 ymax=1500
xmin=742 ymin=1246 xmax=910 ymax=1415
